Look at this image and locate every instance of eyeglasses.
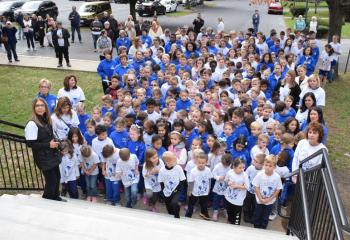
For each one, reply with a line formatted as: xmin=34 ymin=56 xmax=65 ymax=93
xmin=127 ymin=79 xmax=134 ymax=81
xmin=203 ymin=111 xmax=211 ymax=114
xmin=35 ymin=104 xmax=45 ymax=108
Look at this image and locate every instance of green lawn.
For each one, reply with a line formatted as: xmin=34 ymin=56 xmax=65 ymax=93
xmin=0 ymin=66 xmax=349 ymax=169
xmin=0 ymin=66 xmax=102 ymax=133
xmin=283 ymin=0 xmax=328 ymax=8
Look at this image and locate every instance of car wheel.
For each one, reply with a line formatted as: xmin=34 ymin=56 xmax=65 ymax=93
xmin=174 ymin=6 xmax=177 ymax=12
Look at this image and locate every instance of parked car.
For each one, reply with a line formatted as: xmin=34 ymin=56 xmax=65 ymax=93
xmin=114 ymin=0 xmax=129 ymax=3
xmin=78 ymin=1 xmax=112 ymax=26
xmin=14 ymin=1 xmax=59 ymax=19
xmin=160 ymin=0 xmax=177 ymax=13
xmin=136 ymin=0 xmax=166 ymax=16
xmin=268 ymin=0 xmax=283 ymax=14
xmin=0 ymin=1 xmax=25 ymax=21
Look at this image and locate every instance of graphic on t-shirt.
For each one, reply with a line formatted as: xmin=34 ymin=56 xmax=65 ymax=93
xmin=261 ymin=186 xmax=274 ymax=198
xmin=196 ymin=177 xmax=209 ymax=195
xmin=227 ymin=187 xmax=239 ymax=200
xmin=217 ymin=181 xmax=227 ymax=192
xmin=127 ymin=169 xmax=135 ymax=182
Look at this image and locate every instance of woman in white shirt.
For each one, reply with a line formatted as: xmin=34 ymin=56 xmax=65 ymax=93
xmin=295 ymin=92 xmax=317 ymax=125
xmin=57 ymin=75 xmax=86 ymax=110
xmin=51 ymin=96 xmax=80 ymax=140
xmin=217 ymin=17 xmax=225 ymax=34
xmin=309 ymin=16 xmax=318 ymax=34
xmin=23 ymin=15 xmax=35 ymax=51
xmin=299 ymin=74 xmax=326 ymax=107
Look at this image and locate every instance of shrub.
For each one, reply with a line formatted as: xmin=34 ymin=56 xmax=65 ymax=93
xmin=290 ymin=6 xmax=309 ymax=18
xmin=316 ymin=26 xmax=329 ymax=38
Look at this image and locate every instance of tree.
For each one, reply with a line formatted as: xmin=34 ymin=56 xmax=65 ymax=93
xmin=326 ymin=0 xmax=350 ymax=43
xmin=129 ymin=0 xmax=138 ymax=22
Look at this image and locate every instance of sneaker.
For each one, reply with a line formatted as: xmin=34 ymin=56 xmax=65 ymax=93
xmin=71 ymin=41 xmax=74 ymax=43
xmin=57 ymin=64 xmax=63 ymax=67
xmin=223 ymin=209 xmax=228 ymax=219
xmin=26 ymin=48 xmax=31 ymax=51
xmin=15 ymin=59 xmax=20 ymax=62
xmin=33 ymin=48 xmax=37 ymax=51
xmin=9 ymin=60 xmax=12 ymax=63
xmin=212 ymin=210 xmax=219 ymax=222
xmin=87 ymin=196 xmax=92 ymax=202
xmin=91 ymin=197 xmax=97 ymax=203
xmin=269 ymin=213 xmax=277 ymax=221
xmin=151 ymin=207 xmax=157 ymax=212
xmin=199 ymin=213 xmax=211 ymax=221
xmin=67 ymin=63 xmax=72 ymax=67
xmin=143 ymin=196 xmax=148 ymax=205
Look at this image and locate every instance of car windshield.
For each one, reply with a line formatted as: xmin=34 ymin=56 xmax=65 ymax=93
xmin=21 ymin=1 xmax=41 ymax=10
xmin=0 ymin=2 xmax=14 ymax=11
xmin=79 ymin=5 xmax=97 ymax=13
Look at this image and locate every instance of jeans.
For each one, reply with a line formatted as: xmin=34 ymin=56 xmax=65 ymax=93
xmin=24 ymin=31 xmax=35 ymax=49
xmin=125 ymin=183 xmax=138 ymax=208
xmin=5 ymin=42 xmax=18 ymax=61
xmin=253 ymin=23 xmax=259 ymax=35
xmin=185 ymin=195 xmax=209 ymax=218
xmin=225 ymin=199 xmax=243 ymax=225
xmin=212 ymin=192 xmax=225 ymax=211
xmin=137 ymin=165 xmax=144 ymax=195
xmin=85 ymin=174 xmax=98 ymax=197
xmin=105 ymin=179 xmax=120 ymax=204
xmin=253 ymin=202 xmax=273 ymax=229
xmin=42 ymin=166 xmax=61 ymax=200
xmin=18 ymin=26 xmax=23 ymax=40
xmin=279 ymin=180 xmax=294 ymax=206
xmin=92 ymin=34 xmax=99 ymax=49
xmin=71 ymin=25 xmax=82 ymax=42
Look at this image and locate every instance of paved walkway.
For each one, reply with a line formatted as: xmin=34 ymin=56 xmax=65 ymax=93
xmin=0 ymin=53 xmax=98 ymax=73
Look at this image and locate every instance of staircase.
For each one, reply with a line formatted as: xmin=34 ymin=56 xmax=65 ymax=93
xmin=0 ymin=194 xmax=296 ymax=240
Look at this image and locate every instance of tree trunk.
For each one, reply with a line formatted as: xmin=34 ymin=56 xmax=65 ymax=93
xmin=129 ymin=0 xmax=138 ymax=22
xmin=326 ymin=0 xmax=344 ymax=42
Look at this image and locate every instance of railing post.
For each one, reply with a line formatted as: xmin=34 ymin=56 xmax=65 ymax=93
xmin=299 ymin=168 xmax=313 ymax=240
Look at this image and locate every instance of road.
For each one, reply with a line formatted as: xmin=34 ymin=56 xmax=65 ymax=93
xmin=1 ymin=0 xmax=286 ymax=61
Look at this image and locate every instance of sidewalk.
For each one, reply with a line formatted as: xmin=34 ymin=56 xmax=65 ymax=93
xmin=0 ymin=53 xmax=98 ymax=73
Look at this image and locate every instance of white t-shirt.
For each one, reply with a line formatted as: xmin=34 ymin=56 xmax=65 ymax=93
xmin=92 ymin=137 xmax=114 ymax=161
xmin=292 ymin=139 xmax=327 ymax=171
xmin=59 ymin=154 xmax=79 ymax=183
xmin=158 ymin=165 xmax=186 ymax=197
xmin=256 ymin=117 xmax=276 ymax=134
xmin=24 ymin=121 xmax=39 ymax=140
xmin=73 ymin=143 xmax=82 ymax=177
xmin=101 ymin=149 xmax=120 ymax=181
xmin=319 ymin=50 xmax=336 ymax=71
xmin=184 ymin=160 xmax=196 ymax=176
xmin=142 ymin=159 xmax=164 ymax=192
xmin=80 ymin=151 xmax=100 ymax=176
xmin=224 ymin=170 xmax=249 ymax=206
xmin=275 ymin=166 xmax=290 ymax=178
xmin=295 ymin=109 xmax=309 ymax=125
xmin=116 ymin=154 xmax=139 ymax=187
xmin=250 ymin=145 xmax=269 ymax=162
xmin=51 ymin=111 xmax=80 ymax=140
xmin=212 ymin=163 xmax=230 ymax=195
xmin=145 ymin=110 xmax=161 ymax=123
xmin=245 ymin=165 xmax=263 ymax=194
xmin=299 ymin=87 xmax=326 ymax=107
xmin=57 ymin=86 xmax=86 ymax=110
xmin=188 ymin=167 xmax=213 ymax=197
xmin=252 ymin=171 xmax=283 ymax=205
xmin=208 ymin=153 xmax=222 ymax=172
xmin=211 ymin=120 xmax=224 ymax=137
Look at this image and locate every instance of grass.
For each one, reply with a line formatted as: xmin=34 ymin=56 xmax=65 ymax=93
xmin=323 ymin=74 xmax=350 ymax=169
xmin=0 ymin=66 xmax=102 ymax=134
xmin=283 ymin=0 xmax=328 ymax=8
xmin=166 ymin=10 xmax=192 ymax=17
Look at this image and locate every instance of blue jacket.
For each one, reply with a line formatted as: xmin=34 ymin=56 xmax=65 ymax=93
xmin=36 ymin=93 xmax=57 ymax=114
xmin=156 ymin=146 xmax=166 ymax=158
xmin=127 ymin=140 xmax=146 ymax=165
xmin=101 ymin=106 xmax=117 ymax=121
xmin=78 ymin=113 xmax=90 ymax=134
xmin=182 ymin=129 xmax=198 ymax=150
xmin=97 ymin=59 xmax=116 ymax=81
xmin=218 ymin=132 xmax=235 ymax=151
xmin=107 ymin=125 xmax=115 ymax=136
xmin=230 ymin=148 xmax=251 ymax=167
xmin=110 ymin=129 xmax=129 ymax=148
xmin=273 ymin=111 xmax=294 ymax=124
xmin=116 ymin=37 xmax=131 ymax=50
xmin=247 ymin=135 xmax=258 ymax=152
xmin=256 ymin=62 xmax=274 ymax=73
xmin=297 ymin=56 xmax=316 ymax=76
xmin=271 ymin=145 xmax=294 ymax=172
xmin=208 ymin=46 xmax=218 ymax=55
xmin=84 ymin=132 xmax=96 ymax=146
xmin=2 ymin=27 xmax=17 ymax=44
xmin=268 ymin=135 xmax=280 ymax=151
xmin=267 ymin=73 xmax=283 ymax=100
xmin=312 ymin=47 xmax=320 ymax=62
xmin=131 ymin=58 xmax=145 ymax=76
xmin=113 ymin=64 xmax=133 ymax=85
xmin=176 ymin=64 xmax=192 ymax=75
xmin=176 ymin=98 xmax=192 ymax=112
xmin=269 ymin=44 xmax=280 ymax=55
xmin=232 ymin=122 xmax=249 ymax=144
xmin=141 ymin=34 xmax=152 ymax=48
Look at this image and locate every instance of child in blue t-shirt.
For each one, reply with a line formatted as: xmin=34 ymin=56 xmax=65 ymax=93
xmin=76 ymin=102 xmax=90 ymax=135
xmin=101 ymin=94 xmax=117 ymax=121
xmin=110 ymin=117 xmax=129 ymax=149
xmin=231 ymin=108 xmax=249 ymax=143
xmin=83 ymin=119 xmax=97 ymax=146
xmin=230 ymin=136 xmax=251 ymax=167
xmin=218 ymin=122 xmax=235 ymax=152
xmin=152 ymin=134 xmax=166 ymax=159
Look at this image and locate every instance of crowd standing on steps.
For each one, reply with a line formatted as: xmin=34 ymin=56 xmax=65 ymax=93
xmin=21 ymin=8 xmax=343 ymax=230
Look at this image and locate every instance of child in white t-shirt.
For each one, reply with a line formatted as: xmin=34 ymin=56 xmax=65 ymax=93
xmin=243 ymin=153 xmax=265 ymax=223
xmin=185 ymin=152 xmax=213 ymax=220
xmin=224 ymin=158 xmax=249 ymax=225
xmin=59 ymin=140 xmax=80 ymax=199
xmin=80 ymin=144 xmax=100 ymax=202
xmin=142 ymin=148 xmax=164 ymax=212
xmin=252 ymin=155 xmax=282 ymax=229
xmin=212 ymin=153 xmax=232 ymax=221
xmin=116 ymin=148 xmax=139 ymax=208
xmin=158 ymin=151 xmax=186 ymax=218
xmin=101 ymin=144 xmax=121 ymax=206
xmin=250 ymin=134 xmax=270 ymax=161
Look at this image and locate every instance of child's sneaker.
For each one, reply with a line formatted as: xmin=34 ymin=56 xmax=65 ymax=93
xmin=199 ymin=213 xmax=211 ymax=221
xmin=269 ymin=213 xmax=277 ymax=221
xmin=223 ymin=209 xmax=228 ymax=219
xmin=91 ymin=197 xmax=97 ymax=203
xmin=212 ymin=210 xmax=219 ymax=222
xmin=86 ymin=196 xmax=91 ymax=202
xmin=151 ymin=207 xmax=157 ymax=212
xmin=143 ymin=196 xmax=148 ymax=205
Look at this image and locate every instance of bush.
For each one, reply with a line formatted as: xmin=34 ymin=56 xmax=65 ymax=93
xmin=316 ymin=26 xmax=329 ymax=38
xmin=290 ymin=6 xmax=309 ymax=17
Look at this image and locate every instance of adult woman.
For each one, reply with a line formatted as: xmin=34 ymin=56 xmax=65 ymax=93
xmin=295 ymin=65 xmax=308 ymax=91
xmin=299 ymin=74 xmax=326 ymax=107
xmin=217 ymin=17 xmax=224 ymax=34
xmin=90 ymin=16 xmax=103 ymax=52
xmin=294 ymin=15 xmax=306 ymax=32
xmin=295 ymin=92 xmax=316 ymax=125
xmin=34 ymin=16 xmax=46 ymax=47
xmin=96 ymin=29 xmax=112 ymax=61
xmin=57 ymin=75 xmax=86 ymax=110
xmin=36 ymin=79 xmax=57 ymax=114
xmin=277 ymin=70 xmax=301 ymax=110
xmin=300 ymin=106 xmax=328 ymax=144
xmin=292 ymin=122 xmax=327 ymax=172
xmin=309 ymin=16 xmax=318 ymax=34
xmin=23 ymin=15 xmax=35 ymax=51
xmin=128 ymin=36 xmax=146 ymax=57
xmin=24 ymin=98 xmax=62 ymax=201
xmin=51 ymin=96 xmax=79 ymax=140
xmin=149 ymin=21 xmax=163 ymax=39
xmin=2 ymin=21 xmax=19 ymax=63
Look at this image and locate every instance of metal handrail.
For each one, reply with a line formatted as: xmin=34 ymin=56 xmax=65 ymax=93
xmin=0 ymin=120 xmax=25 ymax=130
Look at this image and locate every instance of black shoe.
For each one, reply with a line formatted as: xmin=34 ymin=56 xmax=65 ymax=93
xmin=67 ymin=63 xmax=71 ymax=67
xmin=71 ymin=41 xmax=74 ymax=43
xmin=15 ymin=59 xmax=20 ymax=62
xmin=199 ymin=213 xmax=211 ymax=220
xmin=79 ymin=41 xmax=82 ymax=44
xmin=56 ymin=197 xmax=67 ymax=202
xmin=9 ymin=60 xmax=12 ymax=63
xmin=57 ymin=64 xmax=63 ymax=67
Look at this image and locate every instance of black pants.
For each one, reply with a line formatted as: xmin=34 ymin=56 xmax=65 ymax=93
xmin=57 ymin=46 xmax=70 ymax=65
xmin=42 ymin=165 xmax=61 ymax=200
xmin=243 ymin=191 xmax=256 ymax=223
xmin=225 ymin=199 xmax=243 ymax=225
xmin=253 ymin=202 xmax=273 ymax=229
xmin=71 ymin=25 xmax=82 ymax=42
xmin=5 ymin=42 xmax=18 ymax=61
xmin=24 ymin=31 xmax=35 ymax=49
xmin=185 ymin=194 xmax=209 ymax=218
xmin=164 ymin=191 xmax=181 ymax=218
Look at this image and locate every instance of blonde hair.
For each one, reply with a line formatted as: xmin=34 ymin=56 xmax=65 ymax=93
xmin=265 ymin=154 xmax=277 ymax=166
xmin=39 ymin=78 xmax=52 ymax=89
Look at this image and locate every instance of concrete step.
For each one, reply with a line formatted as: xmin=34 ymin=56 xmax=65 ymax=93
xmin=0 ymin=194 xmax=297 ymax=240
